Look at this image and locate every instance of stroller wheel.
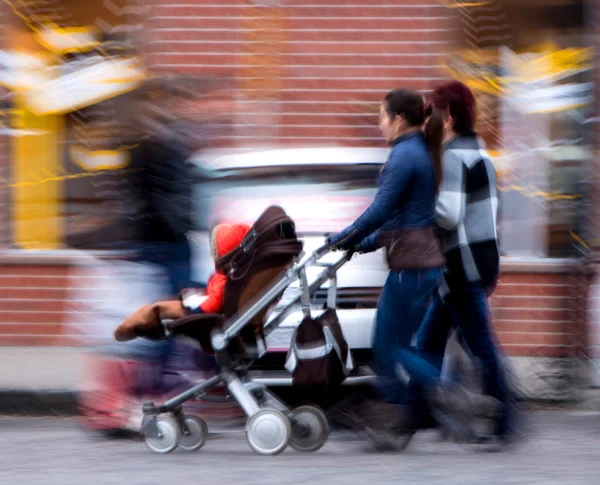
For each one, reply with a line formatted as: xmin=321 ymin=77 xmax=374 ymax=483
xmin=246 ymin=409 xmax=291 ymax=455
xmin=144 ymin=416 xmax=180 ymax=454
xmin=178 ymin=415 xmax=209 ymax=452
xmin=289 ymin=406 xmax=329 ymax=452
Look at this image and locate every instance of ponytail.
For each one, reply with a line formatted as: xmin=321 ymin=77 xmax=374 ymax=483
xmin=424 ymin=106 xmax=444 ymax=192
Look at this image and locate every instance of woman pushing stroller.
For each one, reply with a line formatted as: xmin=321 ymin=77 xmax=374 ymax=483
xmin=328 ymin=82 xmax=511 ymax=451
xmin=327 ymin=87 xmax=445 ymax=451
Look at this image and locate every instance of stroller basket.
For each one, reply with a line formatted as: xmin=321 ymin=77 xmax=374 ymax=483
xmin=141 ymin=243 xmax=352 ymax=456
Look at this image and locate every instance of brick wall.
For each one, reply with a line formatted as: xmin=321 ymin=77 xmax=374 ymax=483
xmin=145 ymin=0 xmax=454 ymax=146
xmin=0 ymin=256 xmax=150 ymax=346
xmin=490 ymin=268 xmax=578 ymax=358
xmin=0 ymin=264 xmax=70 ymax=345
xmin=0 ymin=259 xmax=582 ymax=359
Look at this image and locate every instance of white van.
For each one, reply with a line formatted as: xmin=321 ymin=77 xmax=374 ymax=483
xmin=188 ymin=147 xmax=390 ymax=385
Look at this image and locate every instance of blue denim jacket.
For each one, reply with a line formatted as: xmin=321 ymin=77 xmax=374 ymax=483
xmin=329 ymin=132 xmax=437 ymax=253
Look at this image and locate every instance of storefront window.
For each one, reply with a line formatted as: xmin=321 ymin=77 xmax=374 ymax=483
xmin=0 ymin=0 xmax=145 ymax=250
xmin=448 ymin=0 xmax=591 ymax=258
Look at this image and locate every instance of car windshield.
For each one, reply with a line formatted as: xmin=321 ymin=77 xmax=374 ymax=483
xmin=193 ymin=164 xmax=381 ymax=233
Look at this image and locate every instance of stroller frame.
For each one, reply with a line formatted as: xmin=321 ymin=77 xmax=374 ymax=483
xmin=141 ymin=245 xmax=352 ymax=455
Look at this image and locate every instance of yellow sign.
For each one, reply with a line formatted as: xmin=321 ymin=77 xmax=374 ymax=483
xmin=69 ymin=146 xmax=131 ymax=172
xmin=444 ymin=45 xmax=594 ymax=99
xmin=25 ymin=56 xmax=145 ymax=115
xmin=11 ymin=98 xmax=64 ymax=249
xmin=34 ymin=24 xmax=101 ymax=55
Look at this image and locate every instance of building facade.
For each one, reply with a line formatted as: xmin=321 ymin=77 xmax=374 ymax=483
xmin=0 ymin=0 xmax=596 ymax=398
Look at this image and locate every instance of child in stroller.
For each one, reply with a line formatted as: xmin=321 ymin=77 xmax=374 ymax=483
xmin=115 ymin=222 xmax=251 ymax=342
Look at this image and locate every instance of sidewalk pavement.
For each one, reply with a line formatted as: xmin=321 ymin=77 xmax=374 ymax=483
xmin=2 ymin=346 xmax=600 ymax=416
xmin=3 ymin=411 xmax=600 ymax=485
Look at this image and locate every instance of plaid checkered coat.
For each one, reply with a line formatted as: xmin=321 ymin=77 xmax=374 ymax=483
xmin=435 ymin=133 xmax=500 ymax=298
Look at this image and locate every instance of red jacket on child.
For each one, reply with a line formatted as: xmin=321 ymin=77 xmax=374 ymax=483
xmin=182 ymin=223 xmax=250 ymax=314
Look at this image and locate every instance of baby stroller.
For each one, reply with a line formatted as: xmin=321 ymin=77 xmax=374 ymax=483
xmin=131 ymin=206 xmax=352 ymax=455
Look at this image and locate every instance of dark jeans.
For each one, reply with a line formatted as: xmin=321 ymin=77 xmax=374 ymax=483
xmin=372 ymin=268 xmax=441 ymax=404
xmin=401 ymin=283 xmax=512 ymax=436
xmin=138 ymin=241 xmax=195 ymax=296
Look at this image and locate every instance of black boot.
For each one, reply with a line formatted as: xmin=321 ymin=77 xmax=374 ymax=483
xmin=327 ymin=393 xmax=368 ymax=432
xmin=362 ymin=401 xmax=415 ymax=453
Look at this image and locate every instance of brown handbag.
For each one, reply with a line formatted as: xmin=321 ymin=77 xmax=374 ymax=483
xmin=285 ymin=299 xmax=353 ymax=387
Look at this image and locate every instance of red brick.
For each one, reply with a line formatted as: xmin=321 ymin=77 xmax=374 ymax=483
xmin=490 ymin=295 xmax=569 ymax=310
xmin=284 ymin=53 xmax=443 ymax=67
xmin=249 ymin=105 xmax=379 ymax=117
xmin=493 ymin=283 xmax=568 ymax=297
xmin=493 ymin=321 xmax=568 ymax=334
xmin=151 ymin=5 xmax=448 ymax=19
xmin=279 ymin=101 xmax=380 ymax=114
xmin=153 ymin=17 xmax=245 ymax=30
xmin=0 ymin=335 xmax=77 ymax=346
xmin=0 ymin=323 xmax=63 ymax=336
xmin=0 ymin=300 xmax=65 ymax=312
xmin=497 ymin=332 xmax=570 ymax=347
xmin=276 ymin=125 xmax=379 ymax=139
xmin=284 ymin=2 xmax=447 ymax=15
xmin=241 ymin=113 xmax=377 ymax=126
xmin=0 ymin=276 xmax=68 ymax=288
xmin=278 ymin=78 xmax=442 ymax=91
xmin=281 ymin=66 xmax=441 ymax=79
xmin=154 ymin=76 xmax=435 ymax=104
xmin=0 ymin=312 xmax=65 ymax=324
xmin=498 ymin=273 xmax=567 ymax=285
xmin=286 ymin=90 xmax=424 ymax=103
xmin=152 ymin=50 xmax=443 ymax=68
xmin=490 ymin=307 xmax=571 ymax=322
xmin=286 ymin=30 xmax=454 ymax=43
xmin=286 ymin=18 xmax=449 ymax=30
xmin=0 ymin=265 xmax=70 ymax=277
xmin=151 ymin=6 xmax=250 ymax=18
xmin=0 ymin=288 xmax=68 ymax=299
xmin=284 ymin=42 xmax=447 ymax=55
xmin=501 ymin=345 xmax=571 ymax=358
xmin=153 ymin=30 xmax=246 ymax=42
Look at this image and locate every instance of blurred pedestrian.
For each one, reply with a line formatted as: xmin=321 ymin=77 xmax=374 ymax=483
xmin=327 ymin=88 xmax=444 ymax=451
xmin=123 ymin=75 xmax=231 ymax=389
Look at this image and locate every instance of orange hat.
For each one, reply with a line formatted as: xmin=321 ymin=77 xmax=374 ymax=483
xmin=210 ymin=223 xmax=251 ymax=261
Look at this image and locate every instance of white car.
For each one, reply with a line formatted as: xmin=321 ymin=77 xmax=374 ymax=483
xmin=189 ymin=147 xmax=391 ymax=385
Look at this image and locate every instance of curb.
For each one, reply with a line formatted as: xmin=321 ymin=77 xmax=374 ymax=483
xmin=0 ymin=385 xmax=370 ymax=418
xmin=0 ymin=389 xmax=78 ymax=416
xmin=2 ymin=387 xmax=597 ymax=418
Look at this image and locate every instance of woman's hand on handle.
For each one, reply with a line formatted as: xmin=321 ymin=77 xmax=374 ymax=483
xmin=325 ymin=233 xmax=340 ymax=251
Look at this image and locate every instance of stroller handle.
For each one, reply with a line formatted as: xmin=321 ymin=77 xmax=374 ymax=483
xmin=298 ymin=242 xmax=354 ymax=272
xmin=313 ymin=243 xmax=331 ymax=259
xmin=215 ymin=242 xmax=352 ymax=348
